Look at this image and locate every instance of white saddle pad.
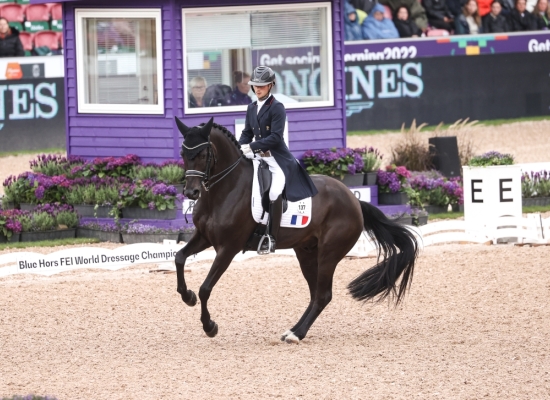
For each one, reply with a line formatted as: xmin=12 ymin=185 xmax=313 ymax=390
xmin=251 ymin=159 xmax=312 ymax=228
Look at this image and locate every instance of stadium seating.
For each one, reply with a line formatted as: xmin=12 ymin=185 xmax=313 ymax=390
xmin=427 ymin=29 xmax=450 ymax=37
xmin=0 ymin=3 xmax=24 ymax=32
xmin=24 ymin=3 xmax=49 ymax=33
xmin=50 ymin=3 xmax=61 ymax=31
xmin=18 ymin=30 xmax=33 ymax=54
xmin=33 ymin=30 xmax=59 ymax=51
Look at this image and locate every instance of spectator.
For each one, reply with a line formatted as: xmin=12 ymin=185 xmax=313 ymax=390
xmin=508 ymin=0 xmax=539 ymax=29
xmin=361 ymin=3 xmax=400 ymax=39
xmin=0 ymin=18 xmax=24 ymax=58
xmin=447 ymin=0 xmax=464 ymax=17
xmin=393 ymin=6 xmax=423 ymax=36
xmin=188 ymin=76 xmax=213 ymax=108
xmin=344 ymin=0 xmax=363 ymax=40
xmin=483 ymin=1 xmax=510 ymax=31
xmin=423 ymin=0 xmax=455 ymax=31
xmin=500 ymin=0 xmax=516 ymax=15
xmin=229 ymin=71 xmax=253 ymax=106
xmin=455 ymin=0 xmax=484 ymax=33
xmin=531 ymin=0 xmax=550 ymax=27
xmin=349 ymin=0 xmax=378 ymax=14
xmin=380 ymin=0 xmax=429 ymax=31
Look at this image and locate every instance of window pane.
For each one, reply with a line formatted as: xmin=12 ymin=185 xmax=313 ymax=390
xmin=82 ymin=17 xmax=159 ymax=105
xmin=184 ymin=5 xmax=330 ymax=112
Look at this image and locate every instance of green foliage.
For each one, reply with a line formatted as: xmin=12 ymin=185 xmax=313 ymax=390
xmin=29 ymin=212 xmax=57 ymax=231
xmin=362 ymin=148 xmax=383 ymax=173
xmin=468 ymin=151 xmax=514 ymax=166
xmin=3 ymin=177 xmax=35 ymax=204
xmin=133 ymin=165 xmax=159 ymax=181
xmin=0 ymin=238 xmax=100 ymax=251
xmin=158 ymin=164 xmax=185 ymax=184
xmin=56 ymin=211 xmax=79 ymax=228
xmin=18 ymin=215 xmax=32 ymax=232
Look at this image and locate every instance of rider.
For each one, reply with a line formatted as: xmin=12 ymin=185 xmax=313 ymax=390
xmin=239 ymin=66 xmax=318 ymax=253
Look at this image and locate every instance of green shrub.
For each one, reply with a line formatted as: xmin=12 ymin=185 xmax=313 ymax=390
xmin=158 ymin=164 xmax=185 ymax=184
xmin=468 ymin=151 xmax=514 ymax=166
xmin=56 ymin=211 xmax=79 ymax=228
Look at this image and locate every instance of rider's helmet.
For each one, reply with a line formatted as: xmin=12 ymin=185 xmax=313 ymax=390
xmin=248 ymin=66 xmax=276 ymax=93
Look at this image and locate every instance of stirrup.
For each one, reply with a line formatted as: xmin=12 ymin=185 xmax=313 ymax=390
xmin=257 ymin=234 xmax=274 ymax=255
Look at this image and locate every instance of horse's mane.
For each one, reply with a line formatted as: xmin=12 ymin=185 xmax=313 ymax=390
xmin=212 ymin=122 xmax=243 ymax=156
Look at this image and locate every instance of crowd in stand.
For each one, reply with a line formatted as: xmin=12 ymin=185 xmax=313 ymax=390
xmin=345 ymin=0 xmax=550 ymax=39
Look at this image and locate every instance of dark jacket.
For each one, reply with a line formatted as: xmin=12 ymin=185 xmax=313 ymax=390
xmin=455 ymin=14 xmax=484 ymax=34
xmin=188 ymin=93 xmax=214 ymax=108
xmin=350 ymin=0 xmax=378 ymax=14
xmin=0 ymin=27 xmax=25 ymax=58
xmin=507 ymin=9 xmax=538 ymax=31
xmin=532 ymin=12 xmax=550 ymax=29
xmin=239 ymin=96 xmax=318 ymax=202
xmin=229 ymin=87 xmax=252 ymax=106
xmin=423 ymin=0 xmax=453 ymax=21
xmin=380 ymin=0 xmax=429 ymax=30
xmin=394 ymin=18 xmax=422 ymax=37
xmin=345 ymin=1 xmax=363 ymax=41
xmin=482 ymin=13 xmax=509 ymax=32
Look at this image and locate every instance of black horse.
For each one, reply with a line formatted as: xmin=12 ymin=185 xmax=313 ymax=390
xmin=174 ymin=117 xmax=419 ymax=343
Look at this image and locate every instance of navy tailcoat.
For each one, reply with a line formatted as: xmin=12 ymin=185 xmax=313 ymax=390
xmin=238 ymin=96 xmax=318 ymax=202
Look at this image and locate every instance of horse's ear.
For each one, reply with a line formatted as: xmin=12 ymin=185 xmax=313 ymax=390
xmin=200 ymin=117 xmax=214 ymax=140
xmin=175 ymin=117 xmax=190 ymax=137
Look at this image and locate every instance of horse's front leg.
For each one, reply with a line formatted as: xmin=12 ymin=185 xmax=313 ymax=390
xmin=198 ymin=248 xmax=239 ymax=337
xmin=175 ymin=233 xmax=211 ymax=306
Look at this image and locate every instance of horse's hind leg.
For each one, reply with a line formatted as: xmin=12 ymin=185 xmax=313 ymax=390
xmin=286 ymin=238 xmax=354 ymax=343
xmin=175 ymin=233 xmax=211 ymax=306
xmin=281 ymin=246 xmax=319 ymax=341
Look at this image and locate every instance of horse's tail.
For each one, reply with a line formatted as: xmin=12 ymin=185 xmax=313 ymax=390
xmin=347 ymin=200 xmax=419 ymax=305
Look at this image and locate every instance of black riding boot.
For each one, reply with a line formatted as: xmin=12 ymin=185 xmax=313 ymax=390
xmin=259 ymin=195 xmax=283 ymax=254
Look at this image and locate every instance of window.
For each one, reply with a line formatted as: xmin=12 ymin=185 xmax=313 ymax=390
xmin=75 ymin=9 xmax=163 ymax=114
xmin=183 ymin=3 xmax=333 ymax=114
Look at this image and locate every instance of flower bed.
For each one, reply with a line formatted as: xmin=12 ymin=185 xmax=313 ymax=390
xmin=407 ymin=171 xmax=463 ymax=211
xmin=120 ymin=223 xmax=180 ymax=244
xmin=522 ymin=170 xmax=550 ymax=206
xmin=302 ymin=147 xmax=368 ymax=186
xmin=468 ymin=151 xmax=514 ymax=167
xmin=77 ymin=221 xmax=122 ymax=243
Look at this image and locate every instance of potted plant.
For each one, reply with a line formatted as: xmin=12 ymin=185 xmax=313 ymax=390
xmin=362 ymin=147 xmax=383 ymax=186
xmin=66 ymin=177 xmax=128 ymax=218
xmin=77 ymin=221 xmax=122 ymax=243
xmin=468 ymin=151 xmax=514 ymax=167
xmin=158 ymin=160 xmax=186 ymax=194
xmin=377 ymin=165 xmax=411 ymax=205
xmin=388 ymin=212 xmax=413 ymax=225
xmin=179 ymin=227 xmax=195 ymax=243
xmin=302 ymin=147 xmax=366 ymax=187
xmin=0 ymin=209 xmax=23 ymax=243
xmin=120 ymin=181 xmax=183 ymax=220
xmin=19 ymin=204 xmax=78 ymax=242
xmin=522 ymin=170 xmax=550 ymax=207
xmin=411 ymin=209 xmax=429 ymax=226
xmin=121 ymin=222 xmax=180 ymax=244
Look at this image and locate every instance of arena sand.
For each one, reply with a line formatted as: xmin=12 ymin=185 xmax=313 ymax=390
xmin=0 ymin=244 xmax=549 ymax=399
xmin=1 ymin=121 xmax=550 ymax=399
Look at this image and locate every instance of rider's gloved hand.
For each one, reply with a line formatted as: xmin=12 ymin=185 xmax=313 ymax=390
xmin=241 ymin=144 xmax=255 ymax=159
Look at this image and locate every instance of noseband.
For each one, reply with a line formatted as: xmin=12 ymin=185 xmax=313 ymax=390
xmin=183 ymin=138 xmax=242 ymax=192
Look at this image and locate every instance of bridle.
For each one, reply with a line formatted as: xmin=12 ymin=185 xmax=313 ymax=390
xmin=183 ymin=138 xmax=242 ymax=192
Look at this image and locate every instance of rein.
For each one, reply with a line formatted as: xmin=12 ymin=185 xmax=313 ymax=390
xmin=184 ymin=139 xmax=242 ymax=192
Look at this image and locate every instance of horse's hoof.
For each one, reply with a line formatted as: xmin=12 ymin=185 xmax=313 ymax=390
xmin=205 ymin=322 xmax=218 ymax=338
xmin=183 ymin=290 xmax=197 ymax=307
xmin=280 ymin=330 xmax=293 ymax=341
xmin=284 ymin=332 xmax=300 ymax=344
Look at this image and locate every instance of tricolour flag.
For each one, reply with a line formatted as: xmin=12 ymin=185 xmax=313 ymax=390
xmin=290 ymin=215 xmax=309 ymax=226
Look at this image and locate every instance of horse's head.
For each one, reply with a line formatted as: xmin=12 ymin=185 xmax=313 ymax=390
xmin=176 ymin=116 xmax=214 ymax=200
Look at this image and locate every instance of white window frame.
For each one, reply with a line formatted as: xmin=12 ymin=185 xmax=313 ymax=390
xmin=182 ymin=2 xmax=334 ymax=115
xmin=75 ymin=8 xmax=164 ymax=114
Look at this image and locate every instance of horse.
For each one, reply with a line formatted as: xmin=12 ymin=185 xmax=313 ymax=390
xmin=174 ymin=117 xmax=419 ymax=344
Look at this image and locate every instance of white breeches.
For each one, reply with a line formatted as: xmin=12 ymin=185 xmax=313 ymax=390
xmin=261 ymin=156 xmax=286 ymax=201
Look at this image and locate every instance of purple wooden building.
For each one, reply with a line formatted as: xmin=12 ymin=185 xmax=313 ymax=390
xmin=33 ymin=0 xmax=347 ymax=163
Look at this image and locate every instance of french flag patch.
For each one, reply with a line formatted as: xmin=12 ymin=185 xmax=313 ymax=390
xmin=290 ymin=215 xmax=309 ymax=226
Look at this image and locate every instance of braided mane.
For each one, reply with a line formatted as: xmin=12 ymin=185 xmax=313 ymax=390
xmin=212 ymin=122 xmax=243 ymax=156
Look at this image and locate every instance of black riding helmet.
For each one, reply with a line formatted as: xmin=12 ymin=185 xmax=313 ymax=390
xmin=248 ymin=66 xmax=276 ymax=94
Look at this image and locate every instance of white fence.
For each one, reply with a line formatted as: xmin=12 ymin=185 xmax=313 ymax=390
xmin=1 ymin=215 xmax=549 ymax=277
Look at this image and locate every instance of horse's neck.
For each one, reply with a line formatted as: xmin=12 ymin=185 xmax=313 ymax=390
xmin=210 ymin=132 xmax=253 ymax=189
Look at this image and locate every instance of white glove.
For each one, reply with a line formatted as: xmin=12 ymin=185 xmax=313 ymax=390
xmin=241 ymin=145 xmax=255 ymax=159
